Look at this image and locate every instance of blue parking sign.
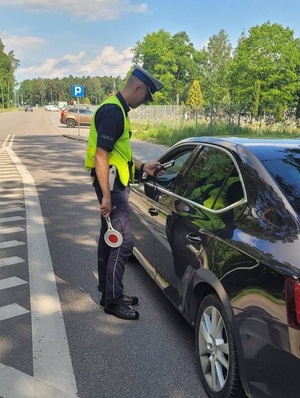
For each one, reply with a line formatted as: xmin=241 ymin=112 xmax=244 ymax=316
xmin=72 ymin=85 xmax=84 ymax=98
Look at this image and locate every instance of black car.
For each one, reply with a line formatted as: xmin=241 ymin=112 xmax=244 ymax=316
xmin=129 ymin=137 xmax=300 ymax=398
xmin=24 ymin=105 xmax=34 ymax=112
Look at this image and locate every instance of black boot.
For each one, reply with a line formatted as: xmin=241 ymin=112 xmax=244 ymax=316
xmin=100 ymin=294 xmax=138 ymax=307
xmin=104 ymin=303 xmax=139 ymax=320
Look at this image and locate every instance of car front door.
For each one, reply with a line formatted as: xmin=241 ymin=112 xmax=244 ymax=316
xmin=129 ymin=180 xmax=159 ymax=279
xmin=152 ymin=144 xmax=245 ymax=311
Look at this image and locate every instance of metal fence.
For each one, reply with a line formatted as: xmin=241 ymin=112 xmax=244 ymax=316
xmin=129 ymin=104 xmax=300 ymax=134
xmin=85 ymin=103 xmax=300 ymax=134
xmin=130 ymin=105 xmax=186 ymax=124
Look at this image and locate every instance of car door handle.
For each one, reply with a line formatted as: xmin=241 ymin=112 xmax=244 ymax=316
xmin=148 ymin=208 xmax=158 ymax=216
xmin=186 ymin=233 xmax=202 ymax=244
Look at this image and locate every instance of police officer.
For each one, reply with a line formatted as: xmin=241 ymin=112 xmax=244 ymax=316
xmin=85 ymin=66 xmax=164 ymax=320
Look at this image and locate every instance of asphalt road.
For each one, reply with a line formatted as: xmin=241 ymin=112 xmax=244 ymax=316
xmin=0 ymin=108 xmax=208 ymax=398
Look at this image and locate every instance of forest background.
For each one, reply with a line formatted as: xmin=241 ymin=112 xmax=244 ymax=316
xmin=1 ymin=21 xmax=300 ymax=144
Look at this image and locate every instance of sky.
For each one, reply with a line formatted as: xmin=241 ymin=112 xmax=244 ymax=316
xmin=1 ymin=0 xmax=300 ymax=84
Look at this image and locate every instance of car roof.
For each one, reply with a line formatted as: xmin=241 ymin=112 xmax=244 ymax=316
xmin=179 ymin=136 xmax=300 ymax=161
xmin=66 ymin=108 xmax=93 ymax=112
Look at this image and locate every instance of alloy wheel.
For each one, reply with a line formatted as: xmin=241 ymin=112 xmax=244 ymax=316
xmin=198 ymin=304 xmax=229 ymax=392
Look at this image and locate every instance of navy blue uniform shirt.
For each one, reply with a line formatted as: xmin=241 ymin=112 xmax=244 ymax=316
xmin=95 ymin=92 xmax=130 ymax=151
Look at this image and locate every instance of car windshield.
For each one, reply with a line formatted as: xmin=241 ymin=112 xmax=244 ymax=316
xmin=263 ymin=149 xmax=300 ymax=214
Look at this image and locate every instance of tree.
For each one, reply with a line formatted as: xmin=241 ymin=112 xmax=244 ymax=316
xmin=169 ymin=31 xmax=198 ymax=104
xmin=199 ymin=30 xmax=232 ymax=105
xmin=31 ymin=78 xmax=46 ymax=106
xmin=186 ymin=80 xmax=204 ymax=122
xmin=19 ymin=79 xmax=34 ymax=105
xmin=296 ymin=96 xmax=300 ymax=124
xmin=252 ymin=80 xmax=261 ymax=118
xmin=133 ymin=29 xmax=174 ymax=104
xmin=0 ymin=39 xmax=19 ymax=108
xmin=187 ymin=80 xmax=204 ymax=109
xmin=230 ymin=22 xmax=300 ymax=115
xmin=132 ymin=29 xmax=198 ymax=104
xmin=275 ymin=103 xmax=284 ymax=122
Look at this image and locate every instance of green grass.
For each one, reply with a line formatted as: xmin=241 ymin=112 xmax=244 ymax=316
xmin=231 ymin=288 xmax=285 ymax=306
xmin=131 ymin=121 xmax=300 ymax=147
xmin=0 ymin=107 xmax=21 ymax=113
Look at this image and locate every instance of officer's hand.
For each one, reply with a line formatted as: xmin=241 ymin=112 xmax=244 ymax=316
xmin=100 ymin=197 xmax=112 ymax=217
xmin=144 ymin=162 xmax=164 ymax=177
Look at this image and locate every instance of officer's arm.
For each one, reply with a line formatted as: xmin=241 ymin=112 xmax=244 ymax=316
xmin=95 ymin=147 xmax=111 ymax=216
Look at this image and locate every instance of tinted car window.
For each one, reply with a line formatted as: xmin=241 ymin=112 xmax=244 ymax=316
xmin=264 ymin=151 xmax=300 ymax=214
xmin=173 ymin=146 xmax=243 ymax=209
xmin=79 ymin=109 xmax=93 ymax=114
xmin=171 ymin=150 xmax=194 ymax=172
xmin=149 ymin=146 xmax=198 ymax=192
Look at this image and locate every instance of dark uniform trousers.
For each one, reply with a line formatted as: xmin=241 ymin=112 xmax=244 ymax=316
xmin=93 ymin=177 xmax=133 ymax=305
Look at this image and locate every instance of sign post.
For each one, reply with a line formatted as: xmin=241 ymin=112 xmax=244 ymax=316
xmin=71 ymin=85 xmax=84 ymax=136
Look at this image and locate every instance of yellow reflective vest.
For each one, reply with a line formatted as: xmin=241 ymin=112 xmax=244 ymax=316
xmin=85 ymin=96 xmax=134 ymax=186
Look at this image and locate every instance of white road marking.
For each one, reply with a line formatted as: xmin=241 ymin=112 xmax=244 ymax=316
xmin=6 ymin=147 xmax=78 ymax=395
xmin=0 ymin=256 xmax=25 ymax=267
xmin=0 ymin=176 xmax=20 ymax=181
xmin=0 ymin=226 xmax=24 ymax=234
xmin=0 ymin=200 xmax=24 ymax=206
xmin=0 ymin=276 xmax=27 ymax=290
xmin=0 ymin=216 xmax=25 ymax=223
xmin=0 ymin=207 xmax=25 ymax=214
xmin=0 ymin=168 xmax=20 ymax=172
xmin=0 ymin=364 xmax=76 ymax=398
xmin=8 ymin=134 xmax=15 ymax=147
xmin=0 ymin=169 xmax=20 ymax=173
xmin=1 ymin=134 xmax=15 ymax=149
xmin=1 ymin=134 xmax=11 ymax=148
xmin=0 ymin=192 xmax=24 ymax=199
xmin=0 ymin=303 xmax=29 ymax=321
xmin=0 ymin=187 xmax=23 ymax=192
xmin=0 ymin=240 xmax=25 ymax=249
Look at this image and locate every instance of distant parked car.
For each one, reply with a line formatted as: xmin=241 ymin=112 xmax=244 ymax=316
xmin=60 ymin=108 xmax=94 ymax=128
xmin=129 ymin=136 xmax=300 ymax=398
xmin=24 ymin=105 xmax=34 ymax=112
xmin=44 ymin=104 xmax=60 ymax=111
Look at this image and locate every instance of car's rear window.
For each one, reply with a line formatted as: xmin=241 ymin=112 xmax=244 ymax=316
xmin=263 ymin=150 xmax=300 ymax=214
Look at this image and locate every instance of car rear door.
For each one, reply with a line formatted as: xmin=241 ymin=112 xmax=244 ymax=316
xmin=80 ymin=110 xmax=93 ymax=125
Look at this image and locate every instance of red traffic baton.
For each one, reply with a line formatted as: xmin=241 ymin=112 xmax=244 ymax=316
xmin=104 ymin=217 xmax=123 ymax=248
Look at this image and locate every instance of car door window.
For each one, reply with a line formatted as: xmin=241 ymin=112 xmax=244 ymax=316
xmin=148 ymin=146 xmax=198 ymax=191
xmin=173 ymin=146 xmax=243 ymax=210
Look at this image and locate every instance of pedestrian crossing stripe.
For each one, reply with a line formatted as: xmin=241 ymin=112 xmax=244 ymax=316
xmin=0 ymin=207 xmax=25 ymax=214
xmin=0 ymin=240 xmax=25 ymax=249
xmin=0 ymin=200 xmax=24 ymax=206
xmin=0 ymin=276 xmax=28 ymax=291
xmin=0 ymin=227 xmax=25 ymax=234
xmin=0 ymin=303 xmax=29 ymax=321
xmin=0 ymin=216 xmax=25 ymax=223
xmin=0 ymin=256 xmax=25 ymax=267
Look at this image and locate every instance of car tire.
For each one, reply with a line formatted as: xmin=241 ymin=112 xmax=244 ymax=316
xmin=195 ymin=294 xmax=245 ymax=398
xmin=66 ymin=118 xmax=76 ymax=128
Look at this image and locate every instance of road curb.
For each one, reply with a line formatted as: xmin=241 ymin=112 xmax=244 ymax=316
xmin=62 ymin=134 xmax=87 ymax=142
